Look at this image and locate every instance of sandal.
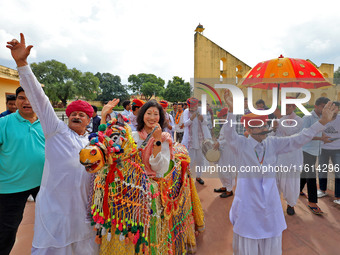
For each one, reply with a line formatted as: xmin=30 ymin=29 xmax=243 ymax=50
xmin=308 ymin=205 xmax=323 ymax=215
xmin=220 ymin=191 xmax=233 ymax=198
xmin=214 ymin=187 xmax=226 ymax=193
xmin=300 ymin=192 xmax=308 ymax=198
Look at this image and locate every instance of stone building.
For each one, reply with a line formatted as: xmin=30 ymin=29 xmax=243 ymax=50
xmin=193 ymin=24 xmax=340 ymax=107
xmin=0 ymin=65 xmax=20 ymax=112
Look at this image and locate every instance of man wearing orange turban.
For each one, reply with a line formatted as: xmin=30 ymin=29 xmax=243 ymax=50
xmin=221 ymin=91 xmax=338 ymax=255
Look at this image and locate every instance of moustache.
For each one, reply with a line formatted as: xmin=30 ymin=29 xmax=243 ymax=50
xmin=71 ymin=119 xmax=82 ymax=123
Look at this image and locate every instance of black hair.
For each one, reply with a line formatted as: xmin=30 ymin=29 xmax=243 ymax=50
xmin=6 ymin=94 xmax=16 ymax=103
xmin=315 ymin=97 xmax=330 ymax=106
xmin=91 ymin=105 xmax=98 ymax=113
xmin=123 ymin=100 xmax=131 ymax=109
xmin=177 ymin=102 xmax=184 ymax=107
xmin=255 ymin=99 xmax=265 ymax=105
xmin=15 ymin=87 xmax=24 ymax=97
xmin=172 ymin=102 xmax=178 ymax=106
xmin=132 ymin=105 xmax=140 ymax=112
xmin=137 ymin=99 xmax=165 ymax=131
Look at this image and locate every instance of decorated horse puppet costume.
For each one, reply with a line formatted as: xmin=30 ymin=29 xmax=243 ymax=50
xmin=79 ymin=115 xmax=204 ymax=254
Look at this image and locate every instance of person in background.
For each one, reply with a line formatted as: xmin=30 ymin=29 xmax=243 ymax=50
xmin=129 ymin=99 xmax=144 ymax=131
xmin=87 ymin=105 xmax=101 ymax=134
xmin=255 ymin=99 xmax=275 ymax=125
xmin=121 ymin=100 xmax=131 ymax=119
xmin=317 ymin=101 xmax=340 ymax=205
xmin=182 ymin=97 xmax=211 ymax=185
xmin=0 ymin=86 xmax=45 ymax=255
xmin=0 ymin=94 xmax=17 ymax=118
xmin=183 ymin=102 xmax=188 ymax=111
xmin=206 ymin=103 xmax=214 ymax=138
xmin=235 ymin=97 xmax=250 ymax=136
xmin=159 ymin=100 xmax=174 ymax=140
xmin=300 ymin=97 xmax=331 ymax=215
xmin=175 ymin=102 xmax=185 ymax=143
xmin=169 ymin=102 xmax=177 ymax=119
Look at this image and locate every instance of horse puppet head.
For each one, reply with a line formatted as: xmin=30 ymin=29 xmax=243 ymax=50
xmin=79 ymin=114 xmax=132 ymax=173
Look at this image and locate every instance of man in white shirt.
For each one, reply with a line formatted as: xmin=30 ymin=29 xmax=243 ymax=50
xmin=317 ymin=102 xmax=340 ymax=205
xmin=182 ymin=97 xmax=211 ymax=185
xmin=7 ymin=34 xmax=118 ymax=255
xmin=121 ymin=100 xmax=131 ymax=119
xmin=223 ymin=91 xmax=338 ymax=255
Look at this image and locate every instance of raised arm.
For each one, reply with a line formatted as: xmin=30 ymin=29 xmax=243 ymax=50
xmin=100 ymin=99 xmax=120 ymax=124
xmin=274 ymin=101 xmax=339 ymax=154
xmin=7 ymin=33 xmax=61 ymax=136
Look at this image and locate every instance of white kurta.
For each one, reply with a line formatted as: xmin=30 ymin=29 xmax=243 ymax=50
xmin=273 ymin=112 xmax=303 ymax=207
xmin=129 ymin=112 xmax=138 ymax=131
xmin=224 ymin=113 xmax=325 ymax=239
xmin=164 ymin=112 xmax=175 ymax=140
xmin=132 ymin=132 xmax=171 ymax=177
xmin=217 ymin=124 xmax=237 ymax=191
xmin=182 ymin=108 xmax=211 ymax=178
xmin=18 ymin=66 xmax=97 ymax=251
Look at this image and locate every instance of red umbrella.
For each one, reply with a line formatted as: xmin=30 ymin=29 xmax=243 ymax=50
xmin=239 ymin=55 xmax=333 ymax=90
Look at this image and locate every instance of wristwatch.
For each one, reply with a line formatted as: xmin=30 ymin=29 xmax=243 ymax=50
xmin=154 ymin=140 xmax=162 ymax=146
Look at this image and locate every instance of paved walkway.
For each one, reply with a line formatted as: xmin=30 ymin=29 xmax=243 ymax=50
xmin=11 ymin=178 xmax=340 ymax=255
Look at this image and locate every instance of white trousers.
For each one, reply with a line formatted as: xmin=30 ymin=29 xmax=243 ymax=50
xmin=31 ymin=236 xmax=99 ymax=255
xmin=276 ymin=168 xmax=300 ymax=207
xmin=233 ymin=232 xmax=282 ymax=255
xmin=189 ymin=148 xmax=208 ymax=178
xmin=218 ymin=170 xmax=236 ymax=191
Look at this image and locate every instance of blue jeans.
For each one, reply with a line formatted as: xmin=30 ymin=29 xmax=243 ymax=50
xmin=318 ymin=149 xmax=340 ymax=198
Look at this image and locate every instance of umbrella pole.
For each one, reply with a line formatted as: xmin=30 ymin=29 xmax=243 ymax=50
xmin=277 ymin=83 xmax=280 ymax=106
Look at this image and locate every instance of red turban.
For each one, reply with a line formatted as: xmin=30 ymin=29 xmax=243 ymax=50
xmin=159 ymin=100 xmax=168 ymax=108
xmin=66 ymin=100 xmax=94 ymax=118
xmin=241 ymin=112 xmax=268 ymax=129
xmin=217 ymin=107 xmax=228 ymax=118
xmin=187 ymin=97 xmax=199 ymax=108
xmin=132 ymin=99 xmax=144 ymax=107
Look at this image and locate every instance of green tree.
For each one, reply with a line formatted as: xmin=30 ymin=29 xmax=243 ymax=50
xmin=72 ymin=69 xmax=100 ymax=101
xmin=30 ymin=60 xmax=99 ymax=107
xmin=95 ymin=72 xmax=129 ymax=103
xmin=128 ymin=73 xmax=165 ymax=95
xmin=163 ymin=76 xmax=191 ymax=102
xmin=334 ymin=67 xmax=340 ymax=84
xmin=140 ymin=81 xmax=164 ymax=100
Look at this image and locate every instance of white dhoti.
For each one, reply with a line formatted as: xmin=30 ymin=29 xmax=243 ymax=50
xmin=31 ymin=236 xmax=99 ymax=255
xmin=233 ymin=232 xmax=282 ymax=255
xmin=276 ymin=150 xmax=302 ymax=207
xmin=189 ymin=148 xmax=208 ymax=178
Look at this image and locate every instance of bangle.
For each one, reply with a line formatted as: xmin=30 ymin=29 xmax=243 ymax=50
xmin=154 ymin=140 xmax=161 ymax=146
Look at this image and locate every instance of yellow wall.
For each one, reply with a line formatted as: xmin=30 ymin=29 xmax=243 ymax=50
xmin=0 ymin=65 xmax=20 ymax=112
xmin=194 ymin=32 xmax=252 ymax=105
xmin=194 ymin=30 xmax=339 ymax=107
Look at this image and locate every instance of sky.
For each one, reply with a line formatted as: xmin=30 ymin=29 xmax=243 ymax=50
xmin=0 ymin=0 xmax=340 ymax=85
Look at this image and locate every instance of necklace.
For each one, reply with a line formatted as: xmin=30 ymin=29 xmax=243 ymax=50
xmin=175 ymin=111 xmax=183 ymax=124
xmin=254 ymin=145 xmax=265 ymax=165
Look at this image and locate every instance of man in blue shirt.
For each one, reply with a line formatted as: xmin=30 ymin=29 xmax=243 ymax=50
xmin=0 ymin=86 xmax=45 ymax=255
xmin=0 ymin=94 xmax=17 ymax=118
